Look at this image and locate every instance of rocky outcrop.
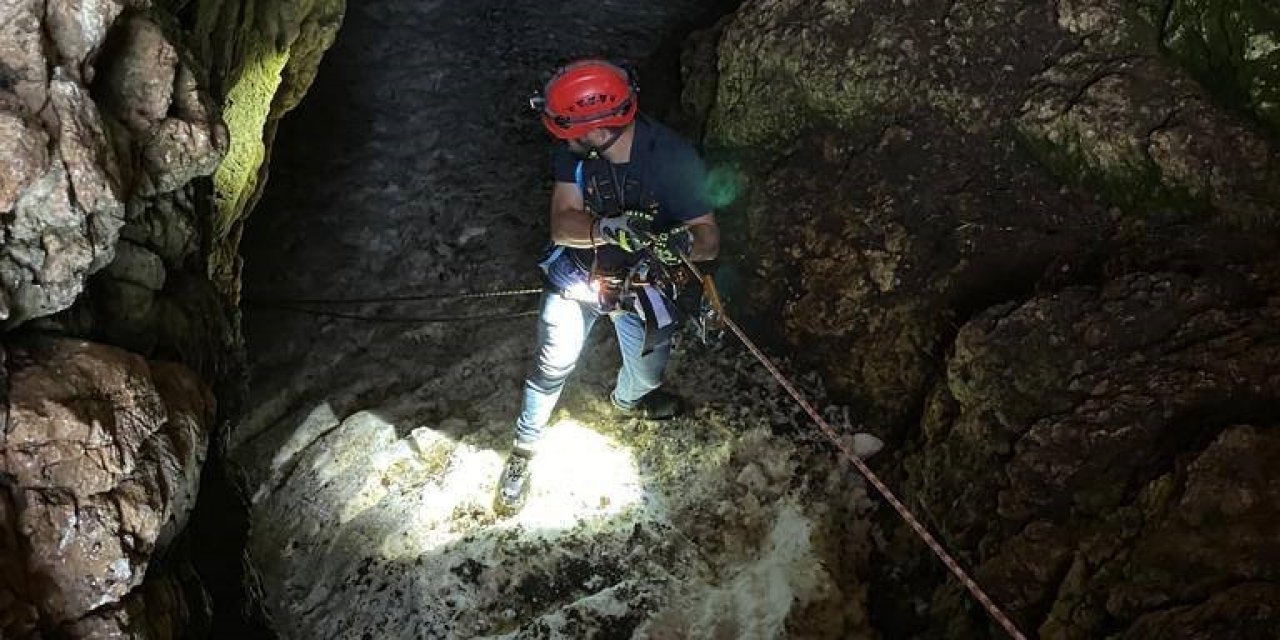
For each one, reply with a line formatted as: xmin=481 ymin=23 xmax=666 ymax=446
xmin=2 ymin=0 xmax=344 ymax=637
xmin=0 ymin=337 xmax=213 ymax=638
xmin=191 ymin=0 xmax=345 ymax=301
xmin=1018 ymin=0 xmax=1280 ymax=227
xmin=689 ymin=0 xmax=1280 ymax=636
xmin=1 ymin=0 xmax=343 ymax=330
xmin=912 ymin=272 xmax=1280 ymax=637
xmin=1152 ymin=0 xmax=1280 ymax=135
xmin=0 ymin=1 xmax=225 ymax=329
xmin=695 ymin=0 xmax=1118 ymax=431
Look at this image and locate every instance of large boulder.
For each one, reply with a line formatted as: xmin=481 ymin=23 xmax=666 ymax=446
xmin=688 ymin=0 xmax=1280 ymax=635
xmin=910 ymin=272 xmax=1280 ymax=637
xmin=1 ymin=1 xmax=344 ymax=637
xmin=0 ymin=337 xmax=213 ymax=638
xmin=0 ymin=1 xmax=227 ymax=329
xmin=695 ymin=0 xmax=1118 ymax=431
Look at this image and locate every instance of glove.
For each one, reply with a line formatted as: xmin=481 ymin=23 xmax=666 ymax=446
xmin=594 ymin=211 xmax=655 ymax=252
xmin=650 ymin=228 xmax=693 ymax=265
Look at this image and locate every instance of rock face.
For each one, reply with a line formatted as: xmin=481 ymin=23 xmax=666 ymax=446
xmin=0 ymin=1 xmax=225 ymax=328
xmin=0 ymin=337 xmax=213 ymax=638
xmin=1 ymin=0 xmax=344 ymax=637
xmin=1154 ymin=0 xmax=1280 ymax=134
xmin=689 ymin=0 xmax=1280 ymax=636
xmin=190 ymin=0 xmax=346 ymax=301
xmin=915 ymin=273 xmax=1280 ymax=637
xmin=1 ymin=0 xmax=343 ymax=329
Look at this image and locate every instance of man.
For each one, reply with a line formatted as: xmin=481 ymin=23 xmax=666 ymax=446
xmin=497 ymin=58 xmax=720 ymax=511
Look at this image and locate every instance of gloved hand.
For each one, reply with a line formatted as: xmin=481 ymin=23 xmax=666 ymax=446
xmin=594 ymin=211 xmax=655 ymax=252
xmin=651 ymin=228 xmax=693 ymax=265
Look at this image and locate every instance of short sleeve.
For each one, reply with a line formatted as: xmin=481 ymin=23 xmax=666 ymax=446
xmin=551 ymin=144 xmax=578 ymax=183
xmin=658 ymin=143 xmax=713 ymax=223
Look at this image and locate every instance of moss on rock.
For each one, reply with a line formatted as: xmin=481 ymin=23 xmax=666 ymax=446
xmin=1157 ymin=0 xmax=1280 ymax=134
xmin=191 ymin=0 xmax=344 ymax=300
xmin=706 ymin=0 xmax=908 ymax=151
xmin=210 ymin=46 xmax=289 ymax=240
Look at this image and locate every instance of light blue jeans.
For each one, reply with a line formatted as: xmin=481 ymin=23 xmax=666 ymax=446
xmin=514 ymin=291 xmax=671 ymax=447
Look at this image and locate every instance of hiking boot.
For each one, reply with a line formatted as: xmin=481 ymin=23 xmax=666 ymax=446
xmin=613 ymin=389 xmax=683 ymax=420
xmin=495 ymin=448 xmax=533 ymax=514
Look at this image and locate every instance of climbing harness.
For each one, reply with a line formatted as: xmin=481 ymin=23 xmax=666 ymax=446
xmin=538 ymin=240 xmax=685 ymax=355
xmin=670 ymin=250 xmax=1028 ymax=640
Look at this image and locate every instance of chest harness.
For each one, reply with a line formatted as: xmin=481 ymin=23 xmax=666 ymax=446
xmin=538 ymin=156 xmax=687 ymax=353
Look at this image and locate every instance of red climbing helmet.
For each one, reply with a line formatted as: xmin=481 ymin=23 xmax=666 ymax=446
xmin=534 ymin=59 xmax=638 ymax=139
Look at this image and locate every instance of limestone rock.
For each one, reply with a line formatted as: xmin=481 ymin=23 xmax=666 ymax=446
xmin=910 ymin=273 xmax=1280 ymax=637
xmin=0 ymin=337 xmax=213 ymax=638
xmin=106 ymin=240 xmax=168 ymax=291
xmin=1120 ymin=582 xmax=1280 ymax=639
xmin=694 ymin=0 xmax=1115 ymax=431
xmin=96 ymin=13 xmax=228 ymax=198
xmin=44 ymin=0 xmax=125 ymax=78
xmin=1156 ymin=0 xmax=1280 ymax=134
xmin=1018 ymin=0 xmax=1280 ymax=226
xmin=192 ymin=0 xmax=346 ymax=300
xmin=0 ymin=112 xmax=47 ymax=214
xmin=1 ymin=76 xmax=126 ymax=327
xmin=0 ymin=2 xmax=229 ymax=328
xmin=691 ymin=0 xmax=1280 ymax=635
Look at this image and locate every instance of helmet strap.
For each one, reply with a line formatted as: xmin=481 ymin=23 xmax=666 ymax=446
xmin=573 ymin=126 xmax=625 ymax=160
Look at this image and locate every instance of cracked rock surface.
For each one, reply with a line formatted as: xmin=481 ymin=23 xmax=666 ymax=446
xmin=1 ymin=1 xmax=343 ymax=638
xmin=0 ymin=0 xmax=227 ymax=328
xmin=694 ymin=0 xmax=1280 ymax=637
xmin=0 ymin=337 xmax=213 ymax=638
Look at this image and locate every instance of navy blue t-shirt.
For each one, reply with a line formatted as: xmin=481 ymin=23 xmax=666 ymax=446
xmin=551 ymin=116 xmax=712 ymax=274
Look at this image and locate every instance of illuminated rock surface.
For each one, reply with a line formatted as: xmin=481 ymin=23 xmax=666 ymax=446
xmin=236 ymin=2 xmax=878 ymax=637
xmin=0 ymin=337 xmax=212 ymax=637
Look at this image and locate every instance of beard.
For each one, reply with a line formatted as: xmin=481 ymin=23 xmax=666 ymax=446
xmin=568 ymin=127 xmax=625 ymax=159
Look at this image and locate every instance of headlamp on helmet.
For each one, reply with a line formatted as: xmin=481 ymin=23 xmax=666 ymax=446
xmin=529 ymin=59 xmax=639 ymax=140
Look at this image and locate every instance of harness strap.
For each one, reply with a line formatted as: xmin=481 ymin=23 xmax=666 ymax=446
xmin=633 ymin=283 xmax=677 ymax=354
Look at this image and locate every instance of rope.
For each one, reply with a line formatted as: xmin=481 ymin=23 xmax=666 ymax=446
xmin=245 ymin=286 xmax=544 ymax=305
xmin=679 ymin=257 xmax=1028 ymax=640
xmin=249 ymin=302 xmax=539 ymax=324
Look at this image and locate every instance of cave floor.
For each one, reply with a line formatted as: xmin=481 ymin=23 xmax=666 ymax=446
xmin=235 ymin=1 xmax=877 ymax=638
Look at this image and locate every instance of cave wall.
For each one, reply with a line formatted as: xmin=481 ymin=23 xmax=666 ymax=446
xmin=686 ymin=0 xmax=1280 ymax=637
xmin=0 ymin=0 xmax=342 ymax=637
